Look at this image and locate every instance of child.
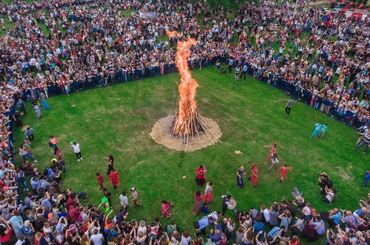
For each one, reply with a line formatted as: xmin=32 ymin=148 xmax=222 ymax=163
xmin=161 ymin=200 xmax=173 ymax=218
xmin=280 ymin=164 xmax=292 ymax=183
xmin=108 ymin=169 xmax=119 ymax=190
xmin=268 ymin=153 xmax=279 ymax=170
xmin=250 ymin=164 xmax=258 ymax=187
xmin=264 ymin=143 xmax=277 ymax=164
xmin=204 ymin=182 xmax=213 ymax=204
xmin=130 ymin=187 xmax=140 ymax=207
xmin=195 ymin=165 xmax=206 ymax=186
xmin=96 ymin=172 xmax=104 ymax=190
xmin=71 ymin=141 xmax=82 ymax=162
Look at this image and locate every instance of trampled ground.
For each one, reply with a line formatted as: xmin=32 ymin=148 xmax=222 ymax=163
xmin=15 ymin=68 xmax=368 ymax=235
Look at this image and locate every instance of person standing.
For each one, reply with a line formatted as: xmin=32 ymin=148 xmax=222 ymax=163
xmin=106 ymin=155 xmax=114 ymax=175
xmin=264 ymin=143 xmax=277 ymax=164
xmin=33 ymin=103 xmax=41 ymax=119
xmin=108 ymin=169 xmax=119 ymax=190
xmin=40 ymin=93 xmax=49 ymax=110
xmin=355 ymin=128 xmax=370 ymax=154
xmin=96 ymin=172 xmax=104 ymax=190
xmin=285 ymin=98 xmax=295 ymax=114
xmin=193 ymin=191 xmax=204 ymax=216
xmin=49 ymin=135 xmax=59 ymax=154
xmin=71 ymin=141 xmax=82 ymax=162
xmin=119 ymin=191 xmax=129 ymax=209
xmin=204 ymin=182 xmax=214 ymax=204
xmin=250 ymin=164 xmax=258 ymax=187
xmin=241 ymin=63 xmax=248 ymax=80
xmin=7 ymin=210 xmax=24 ymax=240
xmin=131 ymin=187 xmax=140 ymax=208
xmin=24 ymin=127 xmax=34 ymax=142
xmin=280 ymin=164 xmax=291 ymax=183
xmin=236 ymin=165 xmax=246 ymax=188
xmin=195 ymin=165 xmax=206 ymax=186
xmin=364 ymin=170 xmax=370 ymax=187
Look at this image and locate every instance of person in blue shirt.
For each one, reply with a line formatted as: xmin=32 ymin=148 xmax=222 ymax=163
xmin=364 ymin=170 xmax=370 ymax=187
xmin=310 ymin=122 xmax=322 ymax=139
xmin=328 ymin=208 xmax=342 ymax=226
xmin=319 ymin=123 xmax=328 ymax=138
xmin=253 ymin=219 xmax=265 ymax=234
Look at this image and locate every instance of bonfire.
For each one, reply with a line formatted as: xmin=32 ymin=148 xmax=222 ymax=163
xmin=149 ymin=31 xmax=221 ymax=151
xmin=167 ymin=31 xmax=205 ymax=138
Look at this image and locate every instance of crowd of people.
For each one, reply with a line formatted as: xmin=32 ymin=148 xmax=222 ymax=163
xmin=0 ymin=0 xmax=369 ymax=244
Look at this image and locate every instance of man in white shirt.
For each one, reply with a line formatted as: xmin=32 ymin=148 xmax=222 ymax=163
xmin=119 ymin=191 xmax=129 ymax=209
xmin=71 ymin=141 xmax=83 ymax=161
xmin=90 ymin=229 xmax=104 ymax=245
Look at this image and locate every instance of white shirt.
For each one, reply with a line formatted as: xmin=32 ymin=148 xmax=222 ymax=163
xmin=119 ymin=194 xmax=128 ymax=207
xmin=71 ymin=144 xmax=80 ymax=153
xmin=90 ymin=233 xmax=104 ymax=245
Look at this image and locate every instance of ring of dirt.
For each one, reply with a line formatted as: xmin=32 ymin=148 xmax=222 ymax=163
xmin=150 ymin=115 xmax=222 ymax=152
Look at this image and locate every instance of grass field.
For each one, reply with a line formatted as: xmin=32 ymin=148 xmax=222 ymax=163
xmin=14 ymin=67 xmax=368 ymax=240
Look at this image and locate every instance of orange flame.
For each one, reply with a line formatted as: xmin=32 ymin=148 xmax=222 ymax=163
xmin=167 ymin=31 xmax=199 ymax=136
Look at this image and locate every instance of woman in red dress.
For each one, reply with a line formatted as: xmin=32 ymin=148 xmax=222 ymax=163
xmin=204 ymin=182 xmax=214 ymax=204
xmin=280 ymin=164 xmax=291 ymax=183
xmin=195 ymin=165 xmax=206 ymax=186
xmin=192 ymin=191 xmax=204 ymax=216
xmin=108 ymin=169 xmax=120 ymax=190
xmin=250 ymin=164 xmax=258 ymax=187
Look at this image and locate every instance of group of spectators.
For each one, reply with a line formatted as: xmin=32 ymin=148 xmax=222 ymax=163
xmin=0 ymin=0 xmax=368 ymax=244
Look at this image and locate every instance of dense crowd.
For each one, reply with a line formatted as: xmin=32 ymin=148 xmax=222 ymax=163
xmin=0 ymin=0 xmax=369 ymax=244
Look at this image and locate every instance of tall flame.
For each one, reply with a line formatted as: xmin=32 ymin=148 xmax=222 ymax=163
xmin=167 ymin=31 xmax=201 ymax=136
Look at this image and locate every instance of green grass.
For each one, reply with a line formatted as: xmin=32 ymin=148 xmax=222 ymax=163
xmin=121 ymin=9 xmax=134 ymax=18
xmin=14 ymin=68 xmax=368 ymax=242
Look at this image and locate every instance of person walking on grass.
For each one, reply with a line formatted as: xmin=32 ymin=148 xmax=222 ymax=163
xmin=108 ymin=168 xmax=119 ymax=190
xmin=40 ymin=93 xmax=49 ymax=110
xmin=264 ymin=143 xmax=277 ymax=164
xmin=195 ymin=165 xmax=206 ymax=186
xmin=204 ymin=182 xmax=214 ymax=204
xmin=32 ymin=102 xmax=41 ymax=119
xmin=364 ymin=170 xmax=370 ymax=187
xmin=106 ymin=155 xmax=114 ymax=175
xmin=285 ymin=98 xmax=295 ymax=114
xmin=49 ymin=134 xmax=58 ymax=154
xmin=355 ymin=128 xmax=370 ymax=154
xmin=24 ymin=127 xmax=34 ymax=142
xmin=71 ymin=141 xmax=82 ymax=162
xmin=236 ymin=165 xmax=246 ymax=188
xmin=119 ymin=191 xmax=129 ymax=210
xmin=193 ymin=191 xmax=204 ymax=216
xmin=280 ymin=164 xmax=292 ymax=183
xmin=96 ymin=172 xmax=104 ymax=190
xmin=250 ymin=164 xmax=258 ymax=187
xmin=130 ymin=187 xmax=140 ymax=208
